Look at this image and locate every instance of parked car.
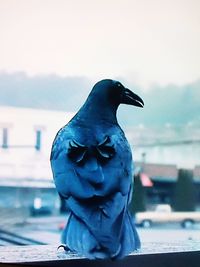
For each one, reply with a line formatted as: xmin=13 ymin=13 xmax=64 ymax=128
xmin=135 ymin=204 xmax=200 ymax=228
xmin=30 ymin=197 xmax=52 ymax=216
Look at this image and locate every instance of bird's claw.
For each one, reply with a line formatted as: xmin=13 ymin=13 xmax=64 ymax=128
xmin=57 ymin=244 xmax=70 ymax=252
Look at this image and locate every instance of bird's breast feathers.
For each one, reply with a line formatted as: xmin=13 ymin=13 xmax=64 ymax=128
xmin=51 ymin=126 xmax=133 ymax=199
xmin=67 ymin=136 xmax=115 ymax=164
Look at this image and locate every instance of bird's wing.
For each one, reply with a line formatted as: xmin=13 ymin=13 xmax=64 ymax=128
xmin=97 ymin=131 xmax=133 ymax=197
xmin=50 ymin=127 xmax=95 ymax=199
xmin=51 ymin=125 xmax=133 ymax=199
xmin=66 ymin=192 xmax=128 ymax=254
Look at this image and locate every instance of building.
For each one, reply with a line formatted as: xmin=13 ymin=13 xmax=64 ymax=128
xmin=1 ymin=105 xmax=200 ymax=216
xmin=126 ymin=124 xmax=200 ymax=169
xmin=134 ymin=162 xmax=200 ymax=210
xmin=0 ymin=106 xmax=74 ymax=215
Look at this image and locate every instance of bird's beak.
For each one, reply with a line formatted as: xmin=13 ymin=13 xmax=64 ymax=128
xmin=121 ymin=88 xmax=144 ymax=107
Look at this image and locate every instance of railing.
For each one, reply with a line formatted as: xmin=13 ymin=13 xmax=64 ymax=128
xmin=0 ymin=208 xmax=30 ymax=230
xmin=0 ymin=229 xmax=46 ymax=246
xmin=0 ymin=241 xmax=200 ymax=266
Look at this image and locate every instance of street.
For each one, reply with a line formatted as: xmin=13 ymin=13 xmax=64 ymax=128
xmin=3 ymin=215 xmax=200 ymax=246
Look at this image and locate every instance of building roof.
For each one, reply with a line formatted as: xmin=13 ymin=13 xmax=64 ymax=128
xmin=135 ymin=162 xmax=178 ymax=181
xmin=135 ymin=162 xmax=200 ymax=183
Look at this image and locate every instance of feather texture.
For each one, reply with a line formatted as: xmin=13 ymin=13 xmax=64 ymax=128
xmin=50 ymin=79 xmax=143 ymax=259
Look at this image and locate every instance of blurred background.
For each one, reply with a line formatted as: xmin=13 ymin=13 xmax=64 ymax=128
xmin=0 ymin=0 xmax=200 ymax=246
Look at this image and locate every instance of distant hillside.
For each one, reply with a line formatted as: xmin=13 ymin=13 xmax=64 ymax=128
xmin=119 ymin=79 xmax=200 ymax=127
xmin=0 ymin=72 xmax=200 ymax=127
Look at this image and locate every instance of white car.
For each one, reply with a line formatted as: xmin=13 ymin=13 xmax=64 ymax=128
xmin=135 ymin=205 xmax=200 ymax=228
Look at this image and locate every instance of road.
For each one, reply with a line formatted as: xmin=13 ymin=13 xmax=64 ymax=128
xmin=2 ymin=215 xmax=200 ymax=246
xmin=138 ymin=227 xmax=200 ymax=243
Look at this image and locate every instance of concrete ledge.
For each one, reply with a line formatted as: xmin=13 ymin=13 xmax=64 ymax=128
xmin=0 ymin=241 xmax=200 ymax=267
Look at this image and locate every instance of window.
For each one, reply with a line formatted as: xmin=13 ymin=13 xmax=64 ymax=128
xmin=2 ymin=128 xmax=8 ymax=149
xmin=35 ymin=129 xmax=42 ymax=151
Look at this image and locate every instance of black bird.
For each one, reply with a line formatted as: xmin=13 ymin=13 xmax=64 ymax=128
xmin=50 ymin=79 xmax=144 ymax=259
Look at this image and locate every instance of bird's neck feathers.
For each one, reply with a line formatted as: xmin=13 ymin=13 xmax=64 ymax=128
xmin=75 ymin=94 xmax=119 ymax=124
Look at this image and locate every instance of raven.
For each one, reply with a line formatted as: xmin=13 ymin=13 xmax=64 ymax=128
xmin=50 ymin=79 xmax=144 ymax=259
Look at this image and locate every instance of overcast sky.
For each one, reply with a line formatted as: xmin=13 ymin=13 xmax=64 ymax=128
xmin=0 ymin=0 xmax=200 ymax=88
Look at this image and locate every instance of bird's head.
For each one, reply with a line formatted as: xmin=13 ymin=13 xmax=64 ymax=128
xmin=90 ymin=79 xmax=144 ymax=108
